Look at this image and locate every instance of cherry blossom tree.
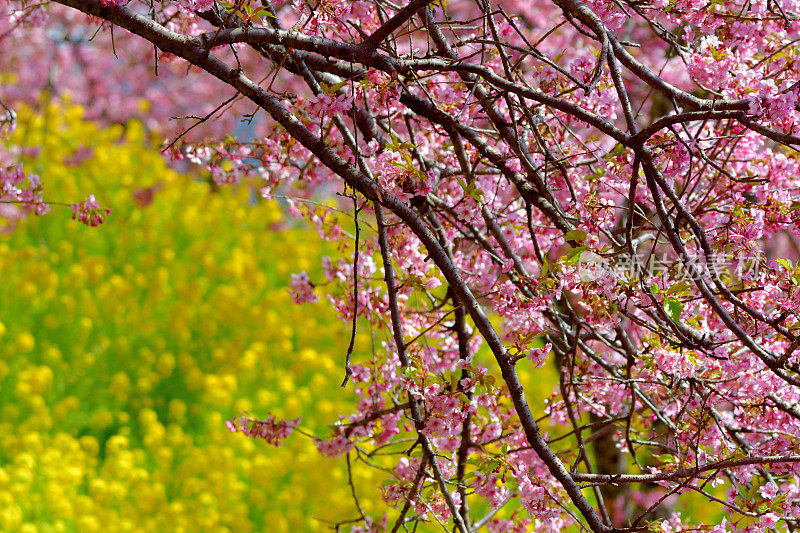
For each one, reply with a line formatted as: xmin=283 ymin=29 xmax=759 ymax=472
xmin=4 ymin=0 xmax=800 ymax=531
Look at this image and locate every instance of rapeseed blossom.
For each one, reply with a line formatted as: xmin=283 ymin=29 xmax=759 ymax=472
xmin=0 ymin=102 xmax=383 ymax=532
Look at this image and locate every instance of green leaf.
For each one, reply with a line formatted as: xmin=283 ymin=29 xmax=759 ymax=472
xmin=401 ymin=150 xmax=414 ymax=168
xmin=564 ymin=229 xmax=587 ymax=243
xmin=328 ymin=80 xmax=348 ymax=93
xmin=539 ymin=256 xmax=550 ymax=278
xmin=666 ymin=281 xmax=691 ymax=296
xmin=664 ymin=298 xmax=684 ymax=322
xmin=731 ymin=513 xmax=759 ymax=529
xmin=652 ymin=454 xmax=674 ymax=466
xmin=562 ymin=246 xmax=587 ymax=264
xmin=604 ymin=143 xmax=626 ymax=158
xmin=466 ymin=185 xmax=485 ymax=201
xmin=650 ymin=282 xmax=661 ymax=294
xmin=478 ymin=459 xmax=501 ymax=474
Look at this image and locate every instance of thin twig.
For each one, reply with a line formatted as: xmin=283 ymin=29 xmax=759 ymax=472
xmin=340 ymin=190 xmax=362 ymax=387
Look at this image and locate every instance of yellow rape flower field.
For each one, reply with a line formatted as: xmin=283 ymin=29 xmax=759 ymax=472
xmin=0 ymin=103 xmax=384 ymax=532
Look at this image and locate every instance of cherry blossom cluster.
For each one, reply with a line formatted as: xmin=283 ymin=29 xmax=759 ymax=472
xmin=225 ymin=414 xmax=300 ymax=446
xmin=0 ymin=163 xmax=49 ymax=220
xmin=70 ymin=194 xmax=111 ymax=227
xmin=288 ymin=271 xmax=319 ymax=304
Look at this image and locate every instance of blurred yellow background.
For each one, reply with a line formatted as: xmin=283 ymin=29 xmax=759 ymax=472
xmin=0 ymin=102 xmax=385 ymax=532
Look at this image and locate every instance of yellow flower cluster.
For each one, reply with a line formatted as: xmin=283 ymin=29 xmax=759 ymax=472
xmin=0 ymin=102 xmax=383 ymax=532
